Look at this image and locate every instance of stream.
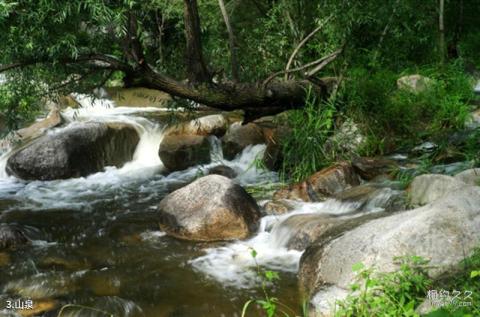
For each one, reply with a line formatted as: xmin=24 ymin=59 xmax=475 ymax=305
xmin=0 ymin=95 xmax=401 ymax=317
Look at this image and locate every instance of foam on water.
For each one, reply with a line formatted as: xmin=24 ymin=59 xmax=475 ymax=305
xmin=0 ymin=94 xmax=278 ymax=212
xmin=190 ymin=183 xmax=403 ymax=289
xmin=189 ymin=197 xmax=362 ymax=288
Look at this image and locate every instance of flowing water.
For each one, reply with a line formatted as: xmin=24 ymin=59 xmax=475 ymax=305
xmin=0 ymin=95 xmax=400 ymax=316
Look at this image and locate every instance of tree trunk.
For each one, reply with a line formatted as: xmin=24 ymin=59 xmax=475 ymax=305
xmin=133 ymin=65 xmax=328 ymax=122
xmin=183 ymin=0 xmax=210 ymax=83
xmin=218 ymin=0 xmax=240 ymax=82
xmin=438 ymin=0 xmax=446 ymax=64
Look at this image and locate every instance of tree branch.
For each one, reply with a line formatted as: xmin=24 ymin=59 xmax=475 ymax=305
xmin=284 ymin=15 xmax=333 ymax=80
xmin=0 ymin=62 xmax=35 ymax=73
xmin=218 ymin=0 xmax=240 ymax=82
xmin=263 ymin=56 xmax=335 ymax=87
xmin=263 ymin=47 xmax=343 ymax=86
xmin=0 ymin=54 xmax=130 ymax=74
xmin=304 ymin=48 xmax=343 ymax=77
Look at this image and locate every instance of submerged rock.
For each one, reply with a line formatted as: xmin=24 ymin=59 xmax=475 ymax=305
xmin=0 ymin=252 xmax=11 ymax=267
xmin=6 ymin=122 xmax=139 ymax=180
xmin=277 ymin=212 xmax=384 ymax=251
xmin=159 ymin=134 xmax=211 ymax=171
xmin=273 ymin=214 xmax=339 ymax=251
xmin=158 ymin=175 xmax=261 ymax=241
xmin=17 ymin=299 xmax=59 ymax=317
xmin=300 ymin=183 xmax=480 ymax=315
xmin=263 ymin=199 xmax=295 ymax=215
xmin=0 ymin=224 xmax=29 ymax=250
xmin=273 ymin=162 xmax=360 ymax=202
xmin=4 ymin=272 xmax=77 ymax=299
xmin=207 ymin=165 xmax=237 ymax=179
xmin=222 ymin=122 xmax=265 ymax=159
xmin=335 ymin=184 xmax=406 ymax=212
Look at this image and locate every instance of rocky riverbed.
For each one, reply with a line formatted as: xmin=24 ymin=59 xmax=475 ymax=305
xmin=0 ymin=88 xmax=479 ymax=317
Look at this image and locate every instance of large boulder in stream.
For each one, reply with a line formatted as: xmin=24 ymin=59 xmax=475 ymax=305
xmin=159 ymin=134 xmax=211 ymax=171
xmin=222 ymin=122 xmax=265 ymax=159
xmin=273 ymin=162 xmax=360 ymax=202
xmin=454 ymin=168 xmax=480 ymax=185
xmin=408 ymin=174 xmax=466 ymax=207
xmin=300 ymin=181 xmax=480 ymax=315
xmin=6 ymin=122 xmax=139 ymax=180
xmin=165 ymin=114 xmax=229 ymax=137
xmin=158 ymin=175 xmax=261 ymax=241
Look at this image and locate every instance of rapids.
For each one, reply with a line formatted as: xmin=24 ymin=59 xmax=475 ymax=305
xmin=0 ymin=94 xmax=400 ymax=316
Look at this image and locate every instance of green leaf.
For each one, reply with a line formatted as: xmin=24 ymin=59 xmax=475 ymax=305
xmin=250 ymin=249 xmax=257 ymax=259
xmin=352 ymin=262 xmax=365 ymax=272
xmin=264 ymin=270 xmax=280 ymax=282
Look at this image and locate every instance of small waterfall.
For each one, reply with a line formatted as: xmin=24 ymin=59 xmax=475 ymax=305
xmin=0 ymin=94 xmax=170 ymax=210
xmin=190 ymin=183 xmax=404 ymax=289
xmin=0 ymin=151 xmax=12 ymax=179
xmin=189 ymin=198 xmax=361 ymax=288
xmin=208 ymin=136 xmax=224 ymax=162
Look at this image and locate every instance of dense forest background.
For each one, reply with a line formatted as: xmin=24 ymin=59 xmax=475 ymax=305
xmin=1 ymin=0 xmax=480 ymax=180
xmin=1 ymin=1 xmax=480 ymax=317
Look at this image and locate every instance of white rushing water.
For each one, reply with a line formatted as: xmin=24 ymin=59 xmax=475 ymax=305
xmin=189 ymin=198 xmax=365 ymax=288
xmin=0 ymin=94 xmax=172 ymax=210
xmin=0 ymin=92 xmax=401 ymax=293
xmin=0 ymin=93 xmax=278 ymax=213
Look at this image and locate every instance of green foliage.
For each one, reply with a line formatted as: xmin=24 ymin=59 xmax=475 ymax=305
xmin=334 ymin=256 xmax=432 ymax=317
xmin=426 ymin=248 xmax=480 ymax=317
xmin=335 ymin=250 xmax=480 ymax=317
xmin=0 ymin=77 xmax=42 ymax=131
xmin=242 ymin=249 xmax=303 ymax=317
xmin=243 ymin=250 xmax=480 ymax=317
xmin=343 ymin=62 xmax=473 ymax=153
xmin=280 ymin=87 xmax=337 ymax=183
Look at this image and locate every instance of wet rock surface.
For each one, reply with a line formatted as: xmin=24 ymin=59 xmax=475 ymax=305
xmin=300 ymin=183 xmax=480 ymax=315
xmin=6 ymin=122 xmax=139 ymax=180
xmin=351 ymin=157 xmax=397 ymax=180
xmin=273 ymin=162 xmax=360 ymax=202
xmin=159 ymin=134 xmax=211 ymax=171
xmin=408 ymin=174 xmax=466 ymax=206
xmin=165 ymin=114 xmax=229 ymax=137
xmin=207 ymin=165 xmax=237 ymax=179
xmin=158 ymin=175 xmax=261 ymax=241
xmin=0 ymin=224 xmax=29 ymax=250
xmin=221 ymin=122 xmax=265 ymax=159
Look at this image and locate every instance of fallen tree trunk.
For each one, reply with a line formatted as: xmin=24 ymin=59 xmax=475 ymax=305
xmin=134 ymin=65 xmax=329 ymax=121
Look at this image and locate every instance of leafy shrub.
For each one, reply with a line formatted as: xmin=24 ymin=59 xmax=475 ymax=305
xmin=343 ymin=61 xmax=473 ymax=152
xmin=334 ymin=256 xmax=431 ymax=317
xmin=279 ymin=87 xmax=337 ymax=183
